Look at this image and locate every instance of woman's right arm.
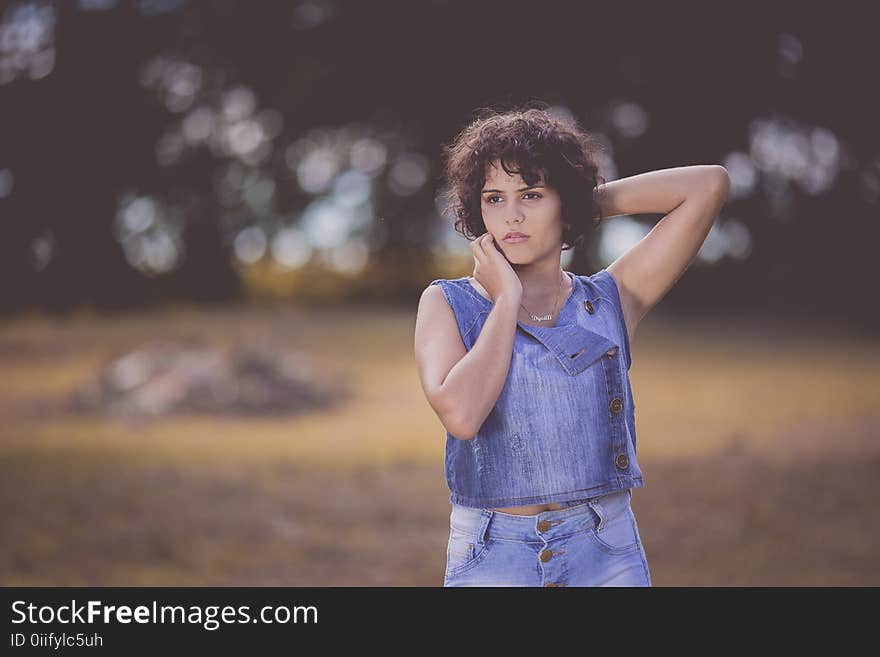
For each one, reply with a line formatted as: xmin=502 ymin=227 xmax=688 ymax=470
xmin=414 ymin=285 xmax=520 ymax=440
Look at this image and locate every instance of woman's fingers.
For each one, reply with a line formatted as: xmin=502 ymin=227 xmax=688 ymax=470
xmin=471 ymin=233 xmax=489 ymax=261
xmin=476 ymin=233 xmax=494 ymax=258
xmin=484 ymin=234 xmax=506 ymax=263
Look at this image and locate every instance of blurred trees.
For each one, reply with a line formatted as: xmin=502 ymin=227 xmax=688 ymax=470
xmin=0 ymin=1 xmax=876 ymax=330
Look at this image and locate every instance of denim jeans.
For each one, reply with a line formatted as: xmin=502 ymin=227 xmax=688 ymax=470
xmin=443 ymin=488 xmax=651 ymax=587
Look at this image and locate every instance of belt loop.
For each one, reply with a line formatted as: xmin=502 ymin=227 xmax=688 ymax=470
xmin=477 ymin=509 xmax=494 ymax=545
xmin=587 ymin=498 xmax=605 ymax=532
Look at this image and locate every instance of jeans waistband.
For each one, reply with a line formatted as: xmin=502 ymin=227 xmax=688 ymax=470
xmin=449 ymin=488 xmax=631 ymax=543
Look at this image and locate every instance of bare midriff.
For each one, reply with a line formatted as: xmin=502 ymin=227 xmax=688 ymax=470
xmin=492 ymin=502 xmax=568 ymax=515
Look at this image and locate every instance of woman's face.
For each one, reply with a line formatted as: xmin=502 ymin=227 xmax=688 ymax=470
xmin=479 ymin=159 xmax=564 ymax=264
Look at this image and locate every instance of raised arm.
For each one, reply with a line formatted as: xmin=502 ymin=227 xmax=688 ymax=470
xmin=596 ymin=165 xmax=731 ymax=338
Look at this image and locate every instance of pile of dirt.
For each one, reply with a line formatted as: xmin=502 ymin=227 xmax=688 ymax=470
xmin=68 ymin=338 xmax=353 ymax=418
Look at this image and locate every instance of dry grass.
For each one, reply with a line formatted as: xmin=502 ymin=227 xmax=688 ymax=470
xmin=0 ymin=304 xmax=877 ymax=585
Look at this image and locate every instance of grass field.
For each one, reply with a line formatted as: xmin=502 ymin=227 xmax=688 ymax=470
xmin=1 ymin=304 xmax=878 ymax=586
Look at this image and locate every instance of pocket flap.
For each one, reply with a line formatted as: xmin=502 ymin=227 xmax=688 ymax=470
xmin=517 ymin=322 xmax=619 ymax=376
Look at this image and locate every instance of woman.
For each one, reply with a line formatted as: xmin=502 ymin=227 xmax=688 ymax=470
xmin=414 ymin=104 xmax=730 ymax=586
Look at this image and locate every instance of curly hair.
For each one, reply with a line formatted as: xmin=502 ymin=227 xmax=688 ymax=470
xmin=438 ymin=101 xmax=607 ymax=252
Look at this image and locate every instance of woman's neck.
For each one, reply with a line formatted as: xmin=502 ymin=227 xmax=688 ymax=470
xmin=513 ymin=265 xmax=570 ymax=302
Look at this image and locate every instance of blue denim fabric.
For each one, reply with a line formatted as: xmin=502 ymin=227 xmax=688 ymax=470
xmin=443 ymin=488 xmax=651 ymax=586
xmin=428 ymin=269 xmax=644 ymax=508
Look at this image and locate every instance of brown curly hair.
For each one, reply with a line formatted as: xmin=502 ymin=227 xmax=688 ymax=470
xmin=438 ymin=101 xmax=607 ymax=251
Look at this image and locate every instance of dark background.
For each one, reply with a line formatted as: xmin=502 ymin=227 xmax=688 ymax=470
xmin=1 ymin=0 xmax=877 ymax=328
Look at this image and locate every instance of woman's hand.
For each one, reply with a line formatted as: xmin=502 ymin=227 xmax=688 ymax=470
xmin=470 ymin=233 xmax=522 ymax=304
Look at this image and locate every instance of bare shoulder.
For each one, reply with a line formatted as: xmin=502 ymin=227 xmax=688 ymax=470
xmin=415 ymin=283 xmax=460 ymax=348
xmin=414 ymin=283 xmax=466 ymax=406
xmin=418 ymin=281 xmax=450 ymax=313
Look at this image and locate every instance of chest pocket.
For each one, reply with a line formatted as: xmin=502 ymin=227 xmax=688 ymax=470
xmin=517 ymin=323 xmax=619 ymax=376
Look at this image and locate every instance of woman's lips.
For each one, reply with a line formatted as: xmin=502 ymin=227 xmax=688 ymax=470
xmin=503 ymin=235 xmax=530 ymax=243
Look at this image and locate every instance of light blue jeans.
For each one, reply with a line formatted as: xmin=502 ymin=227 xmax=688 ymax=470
xmin=443 ymin=488 xmax=651 ymax=587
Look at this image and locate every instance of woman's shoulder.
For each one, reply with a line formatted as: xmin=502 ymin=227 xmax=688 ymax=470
xmin=576 ymin=268 xmax=618 ymax=299
xmin=427 ymin=276 xmax=491 ymax=306
xmin=425 ymin=276 xmax=489 ymax=346
xmin=426 ymin=276 xmax=464 ymax=302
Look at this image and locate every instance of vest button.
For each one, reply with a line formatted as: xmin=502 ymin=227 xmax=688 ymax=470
xmin=537 ymin=520 xmax=551 ymax=532
xmin=539 ymin=549 xmax=553 ymax=562
xmin=615 ymin=453 xmax=629 ymax=470
xmin=609 ymin=397 xmax=624 ymax=413
xmin=583 ymin=300 xmax=594 ymax=314
xmin=606 ymin=346 xmax=619 ymax=358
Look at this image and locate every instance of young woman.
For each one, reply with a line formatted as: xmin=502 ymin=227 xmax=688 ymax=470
xmin=414 ymin=104 xmax=730 ymax=586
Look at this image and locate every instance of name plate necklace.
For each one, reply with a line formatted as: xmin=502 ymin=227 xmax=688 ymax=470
xmin=519 ymin=271 xmax=564 ymax=322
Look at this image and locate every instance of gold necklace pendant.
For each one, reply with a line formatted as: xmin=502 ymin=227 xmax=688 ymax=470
xmin=520 ymin=271 xmax=564 ymax=324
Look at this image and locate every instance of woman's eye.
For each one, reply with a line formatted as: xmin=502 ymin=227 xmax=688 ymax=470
xmin=486 ymin=193 xmax=541 ymax=205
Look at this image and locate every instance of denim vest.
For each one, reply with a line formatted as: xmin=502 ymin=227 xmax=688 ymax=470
xmin=428 ymin=269 xmax=644 ymax=509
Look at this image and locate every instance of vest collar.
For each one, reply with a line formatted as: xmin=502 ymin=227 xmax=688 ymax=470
xmin=457 ymin=271 xmax=616 ymax=376
xmin=515 ymin=273 xmax=618 ymax=376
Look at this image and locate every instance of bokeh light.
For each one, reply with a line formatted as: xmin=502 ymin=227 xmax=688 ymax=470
xmin=0 ymin=1 xmax=56 ymax=85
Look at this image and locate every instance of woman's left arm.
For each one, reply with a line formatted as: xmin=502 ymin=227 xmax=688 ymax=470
xmin=595 ymin=165 xmax=731 ymax=339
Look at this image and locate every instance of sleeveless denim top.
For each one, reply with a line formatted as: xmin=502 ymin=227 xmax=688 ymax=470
xmin=428 ymin=269 xmax=644 ymax=509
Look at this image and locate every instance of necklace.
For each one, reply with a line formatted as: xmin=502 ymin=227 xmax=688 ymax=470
xmin=519 ymin=271 xmax=565 ymax=322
